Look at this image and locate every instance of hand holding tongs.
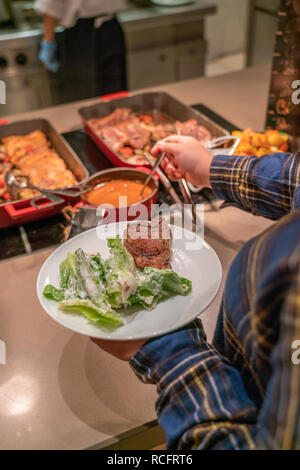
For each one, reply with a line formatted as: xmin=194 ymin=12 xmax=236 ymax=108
xmin=5 ymin=171 xmax=91 ymax=210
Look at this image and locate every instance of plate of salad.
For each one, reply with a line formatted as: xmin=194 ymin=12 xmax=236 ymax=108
xmin=36 ymin=221 xmax=222 ymax=340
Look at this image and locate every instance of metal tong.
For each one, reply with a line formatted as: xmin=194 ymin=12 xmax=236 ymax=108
xmin=144 ymin=152 xmax=201 ymax=232
xmin=140 ymin=151 xmax=166 ymax=198
xmin=5 ymin=171 xmax=91 ymax=210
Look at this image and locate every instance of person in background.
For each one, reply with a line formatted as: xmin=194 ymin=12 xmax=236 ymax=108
xmin=35 ymin=0 xmax=126 ymax=100
xmin=92 ymin=135 xmax=300 ymax=449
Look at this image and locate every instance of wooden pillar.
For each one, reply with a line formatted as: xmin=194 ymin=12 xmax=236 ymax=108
xmin=266 ymin=0 xmax=300 ymax=151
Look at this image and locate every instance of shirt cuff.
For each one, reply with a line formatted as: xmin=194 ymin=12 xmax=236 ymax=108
xmin=129 ymin=319 xmax=209 ymax=391
xmin=209 ymin=153 xmax=249 ymax=203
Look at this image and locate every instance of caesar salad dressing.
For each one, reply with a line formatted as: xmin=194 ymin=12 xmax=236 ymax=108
xmin=75 ymin=252 xmax=100 ymax=301
xmin=64 ymin=275 xmax=87 ymax=300
xmin=81 ymin=264 xmax=99 ymax=299
xmin=104 ymin=263 xmax=138 ymax=306
xmin=118 ymin=271 xmax=138 ymax=302
xmin=135 ymin=269 xmax=168 ymax=305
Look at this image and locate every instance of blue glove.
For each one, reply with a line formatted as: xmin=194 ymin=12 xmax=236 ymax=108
xmin=39 ymin=41 xmax=60 ymax=73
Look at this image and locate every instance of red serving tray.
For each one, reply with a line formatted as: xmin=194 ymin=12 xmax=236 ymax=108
xmin=79 ymin=91 xmax=229 ymax=169
xmin=0 ymin=119 xmax=89 ymax=229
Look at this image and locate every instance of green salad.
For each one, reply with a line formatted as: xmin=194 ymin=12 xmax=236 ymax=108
xmin=43 ymin=236 xmax=192 ymax=329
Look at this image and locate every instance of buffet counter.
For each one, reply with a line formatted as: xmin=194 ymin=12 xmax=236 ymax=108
xmin=0 ymin=65 xmax=274 ymax=450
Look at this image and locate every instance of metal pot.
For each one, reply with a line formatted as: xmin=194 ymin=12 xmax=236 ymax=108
xmin=80 ymin=167 xmax=159 ymax=223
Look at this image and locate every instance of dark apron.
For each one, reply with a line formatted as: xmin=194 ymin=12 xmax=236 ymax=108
xmin=54 ymin=16 xmax=127 ymax=103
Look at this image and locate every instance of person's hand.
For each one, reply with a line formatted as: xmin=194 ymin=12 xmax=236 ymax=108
xmin=90 ymin=338 xmax=147 ymax=362
xmin=39 ymin=41 xmax=60 ymax=73
xmin=152 ymin=135 xmax=214 ymax=187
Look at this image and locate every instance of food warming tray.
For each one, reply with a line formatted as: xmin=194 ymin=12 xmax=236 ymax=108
xmin=78 ymin=91 xmax=229 ymax=168
xmin=0 ymin=119 xmax=89 ymax=229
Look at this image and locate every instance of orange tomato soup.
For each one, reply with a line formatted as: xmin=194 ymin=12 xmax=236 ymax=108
xmin=84 ymin=179 xmax=154 ymax=207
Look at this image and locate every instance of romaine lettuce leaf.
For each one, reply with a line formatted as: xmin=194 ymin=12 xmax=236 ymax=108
xmin=104 ymin=236 xmax=138 ymax=309
xmin=129 ymin=267 xmax=192 ymax=310
xmin=59 ymin=299 xmax=122 ymax=327
xmin=75 ymin=248 xmax=107 ymax=306
xmin=59 ymin=252 xmax=86 ymax=300
xmin=43 ymin=284 xmax=64 ymax=302
xmin=160 ymin=270 xmax=192 ymax=295
xmin=44 ymin=249 xmax=121 ymax=327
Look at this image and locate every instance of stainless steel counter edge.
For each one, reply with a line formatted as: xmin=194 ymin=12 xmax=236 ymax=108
xmin=118 ymin=1 xmax=217 ymax=31
xmin=0 ymin=1 xmax=216 ymax=41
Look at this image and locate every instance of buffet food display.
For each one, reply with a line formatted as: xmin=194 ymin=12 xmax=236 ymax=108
xmin=87 ymin=108 xmax=212 ymax=166
xmin=0 ymin=119 xmax=88 ymax=229
xmin=232 ymin=128 xmax=289 ymax=157
xmin=0 ymin=94 xmax=292 ymax=230
xmin=0 ymin=130 xmax=78 ymax=204
xmin=79 ymin=92 xmax=229 ymax=168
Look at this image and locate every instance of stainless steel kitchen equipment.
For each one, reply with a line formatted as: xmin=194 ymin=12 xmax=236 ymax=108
xmin=0 ymin=30 xmax=52 ymax=116
xmin=247 ymin=0 xmax=281 ymax=67
xmin=0 ymin=1 xmax=217 ymax=115
xmin=117 ymin=2 xmax=216 ymax=90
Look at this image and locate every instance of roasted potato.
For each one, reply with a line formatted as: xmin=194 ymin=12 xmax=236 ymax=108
xmin=232 ymin=129 xmax=289 ymax=157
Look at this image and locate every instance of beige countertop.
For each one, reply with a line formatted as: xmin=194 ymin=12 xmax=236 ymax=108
xmin=0 ymin=65 xmax=274 ymax=450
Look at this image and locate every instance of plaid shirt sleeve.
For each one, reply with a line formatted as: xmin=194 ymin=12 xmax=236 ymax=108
xmin=210 ymin=152 xmax=300 ymax=219
xmin=130 ymin=259 xmax=300 ymax=450
xmin=129 ymin=234 xmax=300 ymax=450
xmin=130 ymin=152 xmax=300 ymax=450
xmin=130 ymin=320 xmax=258 ymax=450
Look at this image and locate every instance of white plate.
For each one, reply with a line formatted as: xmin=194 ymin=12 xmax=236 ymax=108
xmin=37 ymin=222 xmax=222 ymax=340
xmin=151 ymin=0 xmax=195 ymax=6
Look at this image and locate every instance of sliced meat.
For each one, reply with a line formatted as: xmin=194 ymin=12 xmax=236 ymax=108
xmin=123 ymin=217 xmax=172 ymax=270
xmin=124 ymin=154 xmax=148 ymax=165
xmin=100 ymin=126 xmax=128 ymax=152
xmin=118 ymin=118 xmax=151 ymax=149
xmin=88 ymin=108 xmax=132 ymax=131
xmin=87 ymin=109 xmax=213 ymax=155
xmin=175 ymin=119 xmax=212 ymax=143
xmin=152 ymin=120 xmax=212 ymax=143
xmin=151 ymin=124 xmax=174 ymax=141
xmin=100 ymin=117 xmax=151 ymax=152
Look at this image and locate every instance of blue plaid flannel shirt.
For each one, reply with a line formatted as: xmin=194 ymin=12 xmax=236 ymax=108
xmin=130 ymin=152 xmax=300 ymax=450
